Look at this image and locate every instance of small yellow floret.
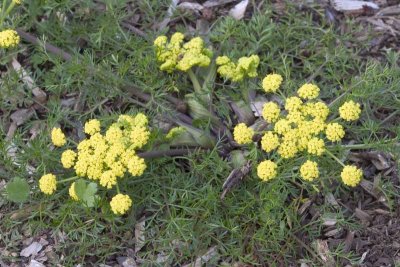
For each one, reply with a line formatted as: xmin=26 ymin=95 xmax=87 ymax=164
xmin=339 ymin=100 xmax=361 ymax=121
xmin=257 ymin=160 xmax=277 ymax=181
xmin=13 ymin=0 xmax=22 ymax=4
xmin=300 ymin=160 xmax=319 ymax=181
xmin=61 ymin=149 xmax=76 ymax=168
xmin=69 ymin=182 xmax=79 ymax=201
xmin=110 ymin=194 xmax=132 ymax=215
xmin=51 ymin=128 xmax=66 ymax=147
xmin=325 ymin=123 xmax=345 ymax=142
xmin=134 ymin=113 xmax=148 ymax=127
xmin=130 ymin=126 xmax=150 ymax=149
xmin=84 ymin=119 xmax=101 ymax=135
xmin=233 ymin=123 xmax=254 ymax=145
xmin=274 ymin=119 xmax=291 ymax=135
xmin=0 ymin=29 xmax=20 ymax=48
xmin=262 ymin=74 xmax=283 ymax=93
xmin=100 ymin=170 xmax=117 ymax=189
xmin=307 ymin=137 xmax=325 ymax=156
xmin=297 ymin=84 xmax=320 ymax=99
xmin=39 ymin=173 xmax=57 ymax=195
xmin=262 ymin=102 xmax=280 ymax=123
xmin=127 ymin=155 xmax=147 ymax=176
xmin=341 ymin=165 xmax=363 ymax=187
xmin=277 ymin=141 xmax=298 ymax=159
xmin=285 ymin=97 xmax=303 ymax=112
xmin=261 ymin=131 xmax=280 ymax=152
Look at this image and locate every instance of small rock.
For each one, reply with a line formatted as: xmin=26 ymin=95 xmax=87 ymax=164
xmin=20 ymin=242 xmax=43 ymax=257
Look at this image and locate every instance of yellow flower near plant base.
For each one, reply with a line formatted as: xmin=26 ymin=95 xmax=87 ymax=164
xmin=261 ymin=131 xmax=279 ymax=152
xmin=339 ymin=100 xmax=361 ymax=121
xmin=105 ymin=124 xmax=124 ymax=144
xmin=257 ymin=160 xmax=277 ymax=181
xmin=307 ymin=137 xmax=325 ymax=156
xmin=297 ymin=83 xmax=320 ymax=100
xmin=233 ymin=123 xmax=254 ymax=145
xmin=61 ymin=149 xmax=77 ymax=168
xmin=0 ymin=29 xmax=20 ymax=48
xmin=300 ymin=160 xmax=319 ymax=181
xmin=325 ymin=123 xmax=345 ymax=142
xmin=39 ymin=173 xmax=57 ymax=195
xmin=84 ymin=119 xmax=101 ymax=136
xmin=284 ymin=97 xmax=303 ymax=113
xmin=341 ymin=165 xmax=363 ymax=187
xmin=262 ymin=102 xmax=280 ymax=123
xmin=69 ymin=182 xmax=79 ymax=201
xmin=262 ymin=74 xmax=283 ymax=93
xmin=127 ymin=155 xmax=147 ymax=176
xmin=51 ymin=128 xmax=66 ymax=147
xmin=110 ymin=194 xmax=132 ymax=215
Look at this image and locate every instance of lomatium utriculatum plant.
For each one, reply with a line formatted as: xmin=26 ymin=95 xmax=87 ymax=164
xmin=154 ymin=33 xmax=364 ymax=189
xmin=39 ymin=114 xmax=149 ymax=215
xmin=0 ymin=0 xmax=21 ymax=50
xmin=35 ymin=33 xmax=365 ymax=216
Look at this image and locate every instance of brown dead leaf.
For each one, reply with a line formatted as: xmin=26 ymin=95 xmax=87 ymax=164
xmin=313 ymin=240 xmax=335 ymax=267
xmin=20 ymin=242 xmax=43 ymax=257
xmin=331 ymin=0 xmax=379 ymax=15
xmin=203 ymin=0 xmax=237 ymax=8
xmin=10 ymin=108 xmax=35 ymax=126
xmin=229 ymin=0 xmax=248 ymax=20
xmin=182 ymin=246 xmax=218 ymax=267
xmin=134 ymin=216 xmax=146 ymax=253
xmin=355 ymin=208 xmax=371 ymax=225
xmin=221 ymin=161 xmax=251 ymax=199
xmin=11 ymin=58 xmax=47 ymax=104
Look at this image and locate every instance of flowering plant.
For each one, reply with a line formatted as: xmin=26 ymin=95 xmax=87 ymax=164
xmin=233 ymin=74 xmax=363 ymax=187
xmin=39 ymin=113 xmax=150 ymax=215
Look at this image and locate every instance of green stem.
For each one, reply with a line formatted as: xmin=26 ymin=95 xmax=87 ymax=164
xmin=328 ymin=91 xmax=347 ymax=108
xmin=187 ymin=69 xmax=202 ymax=94
xmin=57 ymin=176 xmax=79 ymax=183
xmin=116 ymin=182 xmax=120 ymax=194
xmin=325 ymin=150 xmax=345 ymax=167
xmin=68 ymin=138 xmax=79 ymax=146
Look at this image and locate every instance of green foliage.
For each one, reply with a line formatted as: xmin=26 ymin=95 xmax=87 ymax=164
xmin=74 ymin=179 xmax=98 ymax=208
xmin=5 ymin=177 xmax=30 ymax=203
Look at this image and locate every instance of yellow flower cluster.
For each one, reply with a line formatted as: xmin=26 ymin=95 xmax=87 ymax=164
xmin=42 ymin=113 xmax=150 ymax=215
xmin=251 ymin=75 xmax=363 ymax=186
xmin=325 ymin=123 xmax=345 ymax=142
xmin=339 ymin=100 xmax=361 ymax=121
xmin=166 ymin=126 xmax=186 ymax=139
xmin=257 ymin=160 xmax=277 ymax=181
xmin=39 ymin=173 xmax=57 ymax=195
xmin=262 ymin=102 xmax=280 ymax=123
xmin=154 ymin=33 xmax=212 ymax=72
xmin=341 ymin=165 xmax=363 ymax=187
xmin=262 ymin=74 xmax=283 ymax=93
xmin=300 ymin=160 xmax=319 ymax=181
xmin=216 ymin=55 xmax=260 ymax=82
xmin=0 ymin=29 xmax=20 ymax=48
xmin=297 ymin=83 xmax=320 ymax=100
xmin=233 ymin=123 xmax=254 ymax=145
xmin=110 ymin=194 xmax=132 ymax=215
xmin=61 ymin=150 xmax=76 ymax=168
xmin=13 ymin=0 xmax=22 ymax=4
xmin=51 ymin=128 xmax=66 ymax=147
